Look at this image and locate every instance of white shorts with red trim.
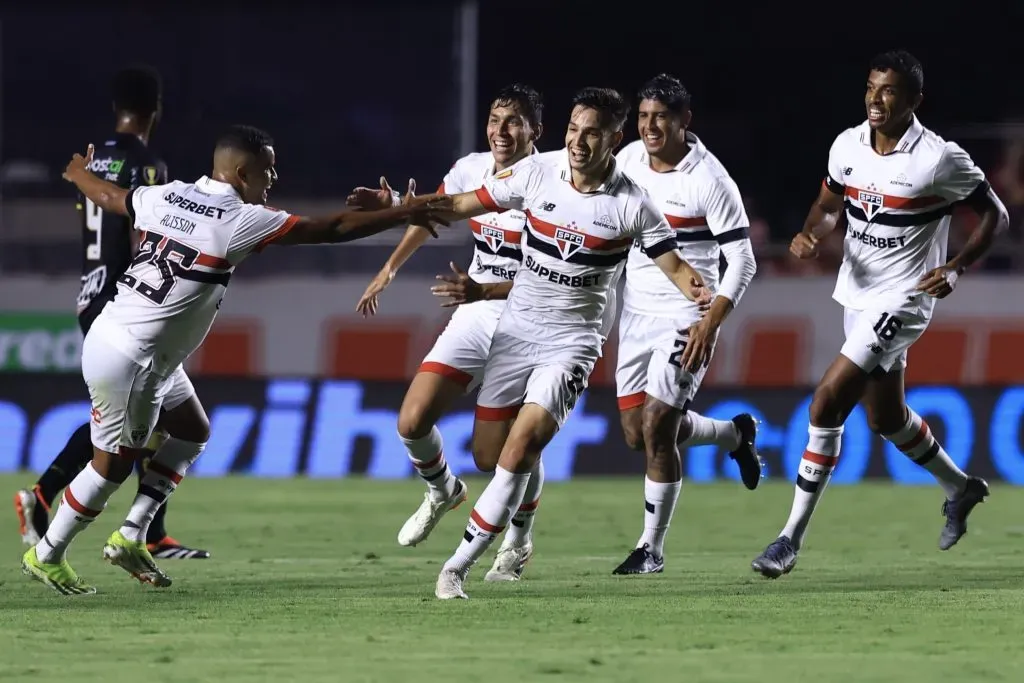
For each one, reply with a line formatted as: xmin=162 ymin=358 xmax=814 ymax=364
xmin=81 ymin=333 xmax=195 ymax=453
xmin=475 ymin=331 xmax=598 ymax=428
xmin=840 ymin=306 xmax=929 ymax=374
xmin=615 ymin=308 xmax=709 ymax=411
xmin=419 ymin=300 xmax=504 ymax=392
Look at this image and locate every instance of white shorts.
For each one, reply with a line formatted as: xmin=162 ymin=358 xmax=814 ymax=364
xmin=615 ymin=308 xmax=709 ymax=411
xmin=840 ymin=307 xmax=929 ymax=374
xmin=81 ymin=333 xmax=195 ymax=453
xmin=419 ymin=300 xmax=503 ymax=392
xmin=475 ymin=331 xmax=598 ymax=428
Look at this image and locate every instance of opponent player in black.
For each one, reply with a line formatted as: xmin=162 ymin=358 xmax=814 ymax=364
xmin=13 ymin=65 xmax=210 ymax=560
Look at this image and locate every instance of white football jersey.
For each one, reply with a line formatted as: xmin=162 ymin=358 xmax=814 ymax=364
xmin=617 ymin=135 xmax=750 ymax=318
xmin=89 ymin=176 xmax=297 ymax=374
xmin=476 ymin=149 xmax=676 ymax=348
xmin=441 ymin=151 xmax=527 ymax=285
xmin=827 ymin=116 xmax=987 ymax=318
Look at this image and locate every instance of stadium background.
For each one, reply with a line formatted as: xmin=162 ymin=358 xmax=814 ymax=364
xmin=1 ymin=3 xmax=1022 ymax=485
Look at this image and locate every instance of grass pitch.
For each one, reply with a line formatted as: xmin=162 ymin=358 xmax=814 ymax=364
xmin=1 ymin=475 xmax=1022 ymax=682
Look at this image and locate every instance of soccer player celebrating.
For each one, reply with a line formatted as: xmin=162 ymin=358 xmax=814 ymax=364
xmin=611 ymin=74 xmax=762 ymax=575
xmin=751 ymin=51 xmax=1009 ymax=578
xmin=13 ymin=65 xmax=209 ymax=561
xmin=21 ymin=126 xmax=450 ymax=595
xmin=351 ymin=85 xmax=546 ymax=581
xmin=420 ymin=87 xmax=712 ymax=599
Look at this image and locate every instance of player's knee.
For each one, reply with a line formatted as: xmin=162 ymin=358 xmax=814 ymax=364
xmin=620 ymin=412 xmax=644 ymax=451
xmin=640 ymin=400 xmax=676 ymax=450
xmin=865 ymin=407 xmax=906 ymax=436
xmin=808 ymin=384 xmax=845 ymax=428
xmin=470 ymin=433 xmax=500 ymax=473
xmin=497 ymin=434 xmax=539 ymax=474
xmin=397 ymin=402 xmax=433 ymax=441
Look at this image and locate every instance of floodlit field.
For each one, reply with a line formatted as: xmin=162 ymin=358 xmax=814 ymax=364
xmin=1 ymin=475 xmax=1022 ymax=682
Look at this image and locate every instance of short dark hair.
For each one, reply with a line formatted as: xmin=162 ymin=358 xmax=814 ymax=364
xmin=638 ymin=73 xmax=692 ymax=113
xmin=492 ymin=83 xmax=544 ymax=129
xmin=869 ymin=50 xmax=924 ymax=95
xmin=571 ymin=87 xmax=629 ymax=132
xmin=111 ymin=65 xmax=161 ymax=116
xmin=215 ymin=125 xmax=274 ymax=156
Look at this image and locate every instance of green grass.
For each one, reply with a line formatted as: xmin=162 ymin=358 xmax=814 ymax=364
xmin=1 ymin=475 xmax=1022 ymax=682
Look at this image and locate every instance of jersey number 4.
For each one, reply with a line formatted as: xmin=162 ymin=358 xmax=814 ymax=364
xmin=119 ymin=232 xmax=201 ymax=305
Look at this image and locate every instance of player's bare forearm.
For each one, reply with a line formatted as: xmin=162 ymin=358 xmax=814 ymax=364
xmin=285 ymin=203 xmax=441 ymax=246
xmin=704 ymin=295 xmax=734 ymax=328
xmin=802 ymin=184 xmax=845 ymax=238
xmin=946 ymin=189 xmax=1010 ymax=274
xmin=432 ymin=190 xmax=491 ymax=223
xmin=69 ymin=171 xmax=129 ymax=216
xmin=481 ymin=281 xmax=513 ymax=301
xmin=382 ymin=223 xmax=435 ymax=273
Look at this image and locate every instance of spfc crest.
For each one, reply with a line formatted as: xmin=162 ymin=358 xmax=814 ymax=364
xmin=857 ymin=184 xmax=884 ymax=219
xmin=554 ymin=223 xmax=585 ymax=259
xmin=481 ymin=225 xmax=504 ymax=252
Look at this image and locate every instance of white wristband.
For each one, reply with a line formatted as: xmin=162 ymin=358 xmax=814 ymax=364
xmin=390 ymin=190 xmax=403 ymax=207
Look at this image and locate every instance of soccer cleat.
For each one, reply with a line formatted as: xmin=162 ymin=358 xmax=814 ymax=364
xmin=14 ymin=488 xmax=48 ymax=547
xmin=939 ymin=476 xmax=989 ymax=550
xmin=435 ymin=567 xmax=469 ymax=600
xmin=103 ymin=530 xmax=172 ymax=587
xmin=751 ymin=536 xmax=798 ymax=578
xmin=485 ymin=540 xmax=533 ymax=581
xmin=21 ymin=546 xmax=96 ymax=595
xmin=148 ymin=536 xmax=211 ymax=560
xmin=612 ymin=543 xmax=664 ymax=575
xmin=729 ymin=414 xmax=764 ymax=490
xmin=397 ymin=479 xmax=468 ymax=547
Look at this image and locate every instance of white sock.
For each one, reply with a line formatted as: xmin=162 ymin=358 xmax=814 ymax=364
xmin=636 ymin=476 xmax=682 ymax=557
xmin=443 ymin=466 xmax=531 ymax=573
xmin=505 ymin=460 xmax=544 ymax=547
xmin=883 ymin=408 xmax=967 ymax=499
xmin=402 ymin=426 xmax=459 ymax=500
xmin=780 ymin=425 xmax=843 ymax=550
xmin=679 ymin=412 xmax=741 ymax=450
xmin=120 ymin=438 xmax=206 ymax=543
xmin=36 ymin=463 xmax=121 ymax=563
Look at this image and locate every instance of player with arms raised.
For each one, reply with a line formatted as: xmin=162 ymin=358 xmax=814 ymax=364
xmin=420 ymin=87 xmax=711 ymax=599
xmin=13 ymin=65 xmax=208 ymax=561
xmin=350 ymin=86 xmax=545 ymax=580
xmin=611 ymin=74 xmax=762 ymax=575
xmin=751 ymin=51 xmax=1009 ymax=578
xmin=21 ymin=125 xmax=449 ymax=595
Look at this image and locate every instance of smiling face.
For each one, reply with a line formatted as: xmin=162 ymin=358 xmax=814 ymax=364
xmin=564 ymin=105 xmax=622 ymax=175
xmin=486 ymin=101 xmax=537 ymax=167
xmin=865 ymin=68 xmax=920 ymax=136
xmin=236 ymin=145 xmax=278 ymax=205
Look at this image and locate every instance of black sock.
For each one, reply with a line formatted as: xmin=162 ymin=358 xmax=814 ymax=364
xmin=35 ymin=422 xmax=94 ymax=506
xmin=137 ymin=460 xmax=170 ymax=544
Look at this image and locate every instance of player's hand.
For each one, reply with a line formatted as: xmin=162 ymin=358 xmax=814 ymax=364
xmin=677 ymin=265 xmax=712 ymax=306
xmin=355 ymin=266 xmax=396 ymax=317
xmin=406 ymin=186 xmax=453 ymax=238
xmin=680 ymin=317 xmax=717 ymax=374
xmin=431 ymin=262 xmax=483 ymax=307
xmin=346 ymin=176 xmax=396 ymax=211
xmin=916 ymin=265 xmax=960 ymax=299
xmin=790 ymin=232 xmax=820 ymax=259
xmin=62 ymin=144 xmax=95 ymax=182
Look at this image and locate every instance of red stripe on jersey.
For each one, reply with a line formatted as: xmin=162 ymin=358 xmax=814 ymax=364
xmin=475 ymin=187 xmax=501 ymax=212
xmin=255 ymin=215 xmax=300 ymax=252
xmin=525 ymin=211 xmax=633 ymax=252
xmin=665 ymin=214 xmax=708 ymax=229
xmin=843 ymin=185 xmax=945 ymax=210
xmin=469 ymin=218 xmax=522 ymax=244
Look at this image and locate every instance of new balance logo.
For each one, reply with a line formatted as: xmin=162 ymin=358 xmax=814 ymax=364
xmin=539 ymin=202 xmax=556 ymax=212
xmin=842 ymin=167 xmax=853 ymax=176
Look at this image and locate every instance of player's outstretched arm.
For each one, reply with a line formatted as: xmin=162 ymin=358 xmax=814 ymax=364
xmin=62 ymin=144 xmax=130 ymax=216
xmin=790 ymin=182 xmax=845 ymax=259
xmin=430 ymin=262 xmax=512 ymax=308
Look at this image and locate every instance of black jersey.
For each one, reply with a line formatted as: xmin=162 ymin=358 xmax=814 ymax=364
xmin=76 ymin=132 xmax=167 ymax=312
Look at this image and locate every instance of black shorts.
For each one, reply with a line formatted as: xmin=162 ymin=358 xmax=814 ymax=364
xmin=78 ymin=287 xmax=117 ymax=335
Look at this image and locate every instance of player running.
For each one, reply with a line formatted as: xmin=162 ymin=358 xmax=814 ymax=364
xmin=611 ymin=74 xmax=762 ymax=575
xmin=751 ymin=51 xmax=1009 ymax=578
xmin=21 ymin=125 xmax=450 ymax=595
xmin=350 ymin=85 xmax=546 ymax=582
xmin=13 ymin=65 xmax=209 ymax=561
xmin=423 ymin=87 xmax=712 ymax=599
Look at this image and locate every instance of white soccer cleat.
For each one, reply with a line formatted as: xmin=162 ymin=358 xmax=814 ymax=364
xmin=397 ymin=479 xmax=468 ymax=547
xmin=435 ymin=568 xmax=469 ymax=600
xmin=14 ymin=489 xmax=42 ymax=546
xmin=484 ymin=540 xmax=533 ymax=582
